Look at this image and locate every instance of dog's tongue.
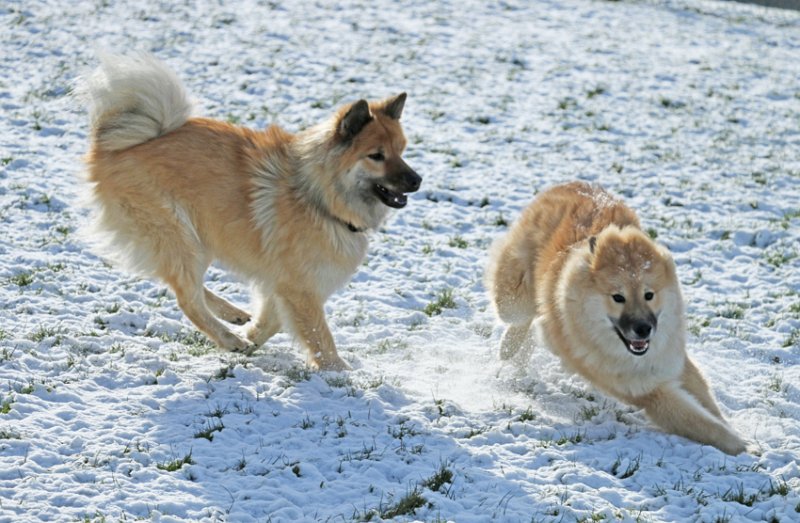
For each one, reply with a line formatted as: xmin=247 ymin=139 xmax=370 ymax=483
xmin=631 ymin=340 xmax=648 ymax=351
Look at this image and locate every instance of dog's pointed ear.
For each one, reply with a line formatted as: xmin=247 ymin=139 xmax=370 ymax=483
xmin=588 ymin=236 xmax=597 ymax=254
xmin=382 ymin=92 xmax=406 ymax=120
xmin=339 ymin=99 xmax=372 ymax=140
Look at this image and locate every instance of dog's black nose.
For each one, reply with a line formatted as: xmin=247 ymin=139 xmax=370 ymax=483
xmin=633 ymin=322 xmax=652 ymax=338
xmin=404 ymin=169 xmax=422 ymax=192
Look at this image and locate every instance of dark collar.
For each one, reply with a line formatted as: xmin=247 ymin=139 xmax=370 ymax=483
xmin=326 ymin=210 xmax=366 ymax=233
xmin=306 ymin=191 xmax=367 ymax=233
xmin=346 ymin=222 xmax=366 ymax=233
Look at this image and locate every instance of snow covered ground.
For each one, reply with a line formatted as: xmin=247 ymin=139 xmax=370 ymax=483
xmin=1 ymin=0 xmax=799 ymax=521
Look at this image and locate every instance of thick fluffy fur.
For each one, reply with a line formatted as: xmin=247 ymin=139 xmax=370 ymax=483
xmin=80 ymin=54 xmax=420 ymax=370
xmin=487 ymin=182 xmax=746 ymax=454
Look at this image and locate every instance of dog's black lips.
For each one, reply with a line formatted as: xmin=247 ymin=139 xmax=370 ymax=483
xmin=614 ymin=326 xmax=650 ymax=356
xmin=373 ymin=183 xmax=408 ymax=209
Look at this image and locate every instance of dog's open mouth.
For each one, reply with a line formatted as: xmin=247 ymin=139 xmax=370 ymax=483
xmin=373 ymin=184 xmax=408 ymax=208
xmin=614 ymin=327 xmax=650 ymax=356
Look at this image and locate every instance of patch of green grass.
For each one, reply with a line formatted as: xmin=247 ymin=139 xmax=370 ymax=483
xmin=717 ymin=303 xmax=745 ymax=320
xmin=388 ymin=418 xmax=421 ymax=444
xmin=765 ymin=478 xmax=790 ymax=497
xmin=375 ymin=338 xmax=409 ymax=354
xmin=235 ymin=452 xmax=247 ymax=471
xmin=463 ymin=426 xmax=489 ymax=439
xmin=577 ymin=513 xmax=608 ymax=523
xmin=659 ymin=97 xmax=685 ymax=109
xmin=157 ymin=451 xmax=194 ymax=472
xmin=492 ymin=213 xmax=508 ymax=227
xmin=0 ymin=429 xmax=21 ymax=439
xmin=285 ymin=366 xmax=313 ymax=383
xmin=557 ymin=433 xmax=582 ymax=445
xmin=213 ymin=364 xmax=235 ymax=381
xmin=789 ymin=301 xmax=800 ymax=316
xmin=78 ymin=511 xmax=109 ymax=523
xmin=1 ymin=397 xmax=13 ymax=414
xmin=765 ymin=249 xmax=796 ymax=268
xmin=783 ymin=329 xmax=800 ymax=348
xmin=423 ymin=288 xmax=457 ymax=317
xmin=325 ymin=374 xmax=353 ymax=389
xmin=27 ymin=325 xmax=59 ymax=343
xmin=194 ymin=420 xmax=224 ymax=441
xmin=147 ymin=328 xmax=215 ymax=355
xmin=380 ymin=487 xmax=428 ymax=520
xmin=720 ymin=483 xmax=758 ymax=507
xmin=545 ymin=430 xmax=585 ymax=447
xmin=448 ymin=235 xmax=468 ymax=249
xmin=711 ymin=512 xmax=732 ymax=523
xmin=558 ymin=97 xmax=577 ymax=110
xmin=579 ymin=405 xmax=600 ymax=421
xmin=9 ymin=271 xmax=34 ymax=287
xmin=421 ymin=461 xmax=454 ymax=493
xmin=611 ymin=453 xmax=642 ymax=479
xmin=586 ymin=85 xmax=606 ymax=98
xmin=205 ymin=404 xmax=229 ymax=419
xmin=751 ymin=171 xmax=768 ymax=185
xmin=517 ymin=406 xmax=536 ymax=422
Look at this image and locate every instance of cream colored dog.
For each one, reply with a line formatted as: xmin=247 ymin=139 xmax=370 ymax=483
xmin=487 ymin=182 xmax=746 ymax=454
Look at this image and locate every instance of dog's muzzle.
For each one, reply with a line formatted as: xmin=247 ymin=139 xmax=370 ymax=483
xmin=611 ymin=314 xmax=657 ymax=356
xmin=374 ymin=164 xmax=421 ymax=209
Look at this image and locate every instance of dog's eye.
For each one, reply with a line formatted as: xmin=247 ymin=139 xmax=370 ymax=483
xmin=367 ymin=152 xmax=385 ymax=162
xmin=612 ymin=294 xmax=626 ymax=303
xmin=644 ymin=291 xmax=654 ymax=301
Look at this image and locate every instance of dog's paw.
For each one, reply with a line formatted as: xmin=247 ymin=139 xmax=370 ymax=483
xmin=232 ymin=342 xmax=259 ymax=356
xmin=310 ymin=354 xmax=352 ymax=372
xmin=718 ymin=432 xmax=749 ymax=456
xmin=217 ymin=331 xmax=257 ymax=355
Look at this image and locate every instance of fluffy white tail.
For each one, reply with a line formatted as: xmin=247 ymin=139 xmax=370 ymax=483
xmin=79 ymin=53 xmax=192 ymax=152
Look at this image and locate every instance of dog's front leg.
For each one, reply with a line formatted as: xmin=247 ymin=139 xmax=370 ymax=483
xmin=276 ymin=290 xmax=350 ymax=371
xmin=635 ymin=383 xmax=746 ymax=455
xmin=680 ymin=358 xmax=724 ymax=420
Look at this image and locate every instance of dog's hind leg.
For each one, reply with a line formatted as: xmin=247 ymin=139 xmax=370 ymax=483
xmin=162 ymin=263 xmax=253 ymax=353
xmin=204 ymin=288 xmax=251 ymax=325
xmin=500 ymin=319 xmax=533 ymax=360
xmin=246 ymin=295 xmax=281 ymax=347
xmin=635 ymin=383 xmax=746 ymax=455
xmin=487 ymin=235 xmax=537 ymax=325
xmin=276 ymin=289 xmax=350 ymax=371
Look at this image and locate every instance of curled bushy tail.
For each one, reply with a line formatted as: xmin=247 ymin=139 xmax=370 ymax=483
xmin=79 ymin=53 xmax=192 ymax=152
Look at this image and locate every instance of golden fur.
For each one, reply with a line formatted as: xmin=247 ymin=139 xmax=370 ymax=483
xmin=80 ymin=54 xmax=420 ymax=370
xmin=487 ymin=182 xmax=746 ymax=454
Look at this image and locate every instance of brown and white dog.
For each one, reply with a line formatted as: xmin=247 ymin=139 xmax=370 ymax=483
xmin=80 ymin=54 xmax=420 ymax=370
xmin=487 ymin=182 xmax=746 ymax=454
